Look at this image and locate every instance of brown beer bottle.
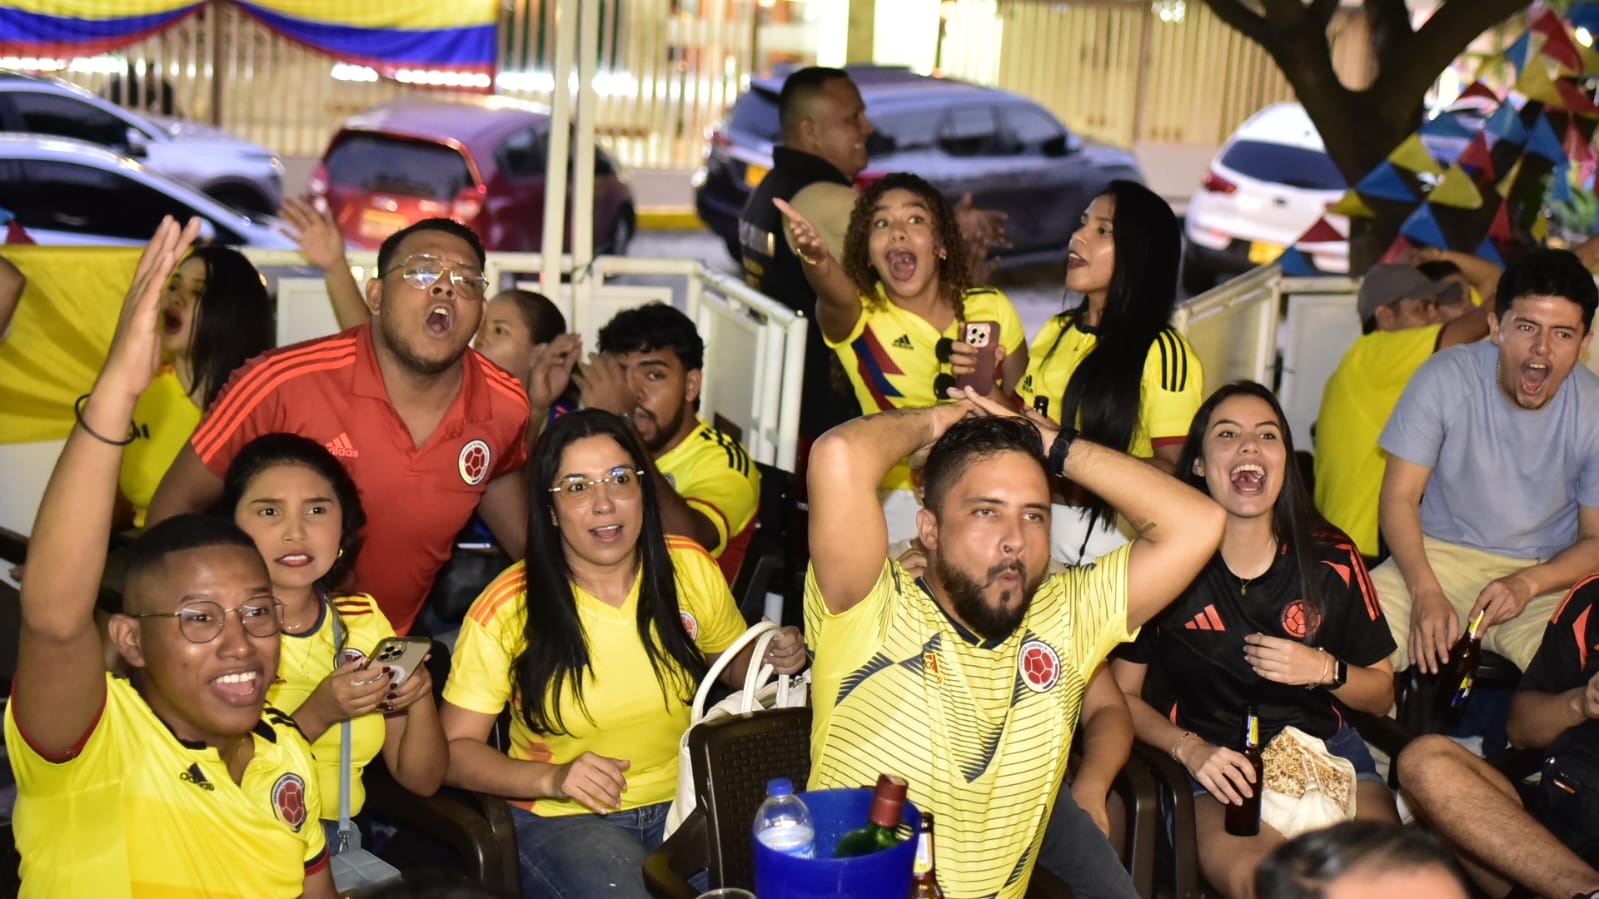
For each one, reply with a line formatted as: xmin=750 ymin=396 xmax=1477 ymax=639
xmin=1224 ymin=704 xmax=1264 ymax=836
xmin=908 ymin=812 xmax=945 ymax=898
xmin=1438 ymin=609 xmax=1487 ymax=716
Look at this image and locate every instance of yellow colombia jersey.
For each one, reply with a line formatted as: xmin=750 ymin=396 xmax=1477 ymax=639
xmin=1016 ymin=316 xmax=1203 ymax=459
xmin=827 ymin=285 xmax=1025 ymax=490
xmin=5 ymin=673 xmax=327 ymax=898
xmin=1315 ymin=324 xmax=1442 ymax=557
xmin=444 ymin=539 xmax=746 ymax=816
xmin=118 ymin=366 xmax=201 ymax=527
xmin=806 ymin=546 xmax=1134 ymax=899
xmin=656 ymin=418 xmax=761 ymax=560
xmin=267 ymin=593 xmax=397 ymax=818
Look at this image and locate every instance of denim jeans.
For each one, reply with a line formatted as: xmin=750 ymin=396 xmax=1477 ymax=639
xmin=509 ymin=801 xmax=669 ymax=898
xmin=1035 ymin=785 xmax=1140 ymax=899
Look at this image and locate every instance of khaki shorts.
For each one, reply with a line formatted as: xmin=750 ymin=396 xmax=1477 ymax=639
xmin=1370 ymin=536 xmax=1564 ymax=672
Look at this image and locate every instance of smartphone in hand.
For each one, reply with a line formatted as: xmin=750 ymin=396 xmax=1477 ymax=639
xmin=954 ymin=321 xmax=1000 ymax=396
xmin=363 ymin=636 xmax=433 ymax=688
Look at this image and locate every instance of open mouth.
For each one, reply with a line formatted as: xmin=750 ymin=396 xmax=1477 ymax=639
xmin=425 ymin=304 xmax=453 ymax=337
xmin=590 ymin=523 xmax=624 ymax=542
xmin=275 ymin=552 xmax=313 ymax=569
xmin=1066 ymin=251 xmax=1087 ymax=270
xmin=632 ymin=408 xmax=655 ymax=432
xmin=210 ymin=669 xmax=264 ymax=705
xmin=162 ymin=309 xmax=184 ymax=335
xmin=1521 ymin=362 xmax=1551 ymax=397
xmin=1230 ymin=463 xmax=1267 ymax=495
xmin=886 ymin=249 xmax=918 ymax=282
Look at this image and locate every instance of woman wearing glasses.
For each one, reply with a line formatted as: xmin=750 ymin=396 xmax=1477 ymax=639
xmin=777 ymin=172 xmax=1028 ymax=542
xmin=439 ymin=409 xmax=807 ymax=898
xmin=1017 ymin=180 xmax=1205 ymax=565
xmin=223 ymin=432 xmax=448 ymax=852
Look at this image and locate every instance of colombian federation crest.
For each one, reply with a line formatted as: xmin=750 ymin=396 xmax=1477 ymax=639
xmin=679 ymin=611 xmax=699 ymax=640
xmin=1018 ymin=639 xmax=1060 ymax=693
xmin=458 ymin=439 xmax=491 ymax=486
xmin=271 ymin=773 xmax=308 ymax=832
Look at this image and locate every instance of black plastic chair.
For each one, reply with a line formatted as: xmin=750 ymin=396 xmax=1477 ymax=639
xmin=730 ymin=462 xmax=805 ymax=627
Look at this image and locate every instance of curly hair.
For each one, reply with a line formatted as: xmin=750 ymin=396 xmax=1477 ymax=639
xmin=842 ymin=172 xmax=970 ymax=320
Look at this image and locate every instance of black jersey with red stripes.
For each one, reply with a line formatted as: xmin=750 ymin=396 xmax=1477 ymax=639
xmin=1117 ymin=531 xmax=1395 ymax=747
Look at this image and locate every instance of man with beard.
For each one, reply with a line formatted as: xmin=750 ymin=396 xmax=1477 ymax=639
xmin=804 ymin=391 xmax=1224 ymax=898
xmin=575 ymin=302 xmax=760 ymax=582
xmin=1372 ymin=248 xmax=1599 ymax=676
xmin=148 ymin=218 xmax=530 ymax=634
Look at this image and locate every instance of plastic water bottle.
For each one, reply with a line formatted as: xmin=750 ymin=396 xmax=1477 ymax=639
xmin=753 ymin=777 xmax=815 ymax=858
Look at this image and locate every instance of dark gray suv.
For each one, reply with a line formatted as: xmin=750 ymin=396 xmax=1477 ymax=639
xmin=692 ymin=65 xmax=1143 ymax=266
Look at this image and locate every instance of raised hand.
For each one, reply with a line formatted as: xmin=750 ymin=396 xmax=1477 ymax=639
xmin=528 ymin=333 xmax=581 ymax=411
xmin=773 ymin=197 xmax=832 ymax=267
xmin=573 ymin=351 xmax=633 ymax=416
xmin=279 ymin=196 xmax=348 ymax=271
xmin=100 ymin=216 xmax=202 ymax=404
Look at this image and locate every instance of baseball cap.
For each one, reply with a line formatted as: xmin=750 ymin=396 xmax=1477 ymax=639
xmin=1357 ymin=263 xmax=1465 ymax=322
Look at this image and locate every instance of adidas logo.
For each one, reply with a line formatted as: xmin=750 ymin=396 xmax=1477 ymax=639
xmin=325 ymin=432 xmax=359 ymax=459
xmin=180 ymin=762 xmax=215 ymax=792
xmin=1183 ymin=604 xmax=1225 ymax=631
xmin=892 ymin=334 xmax=914 ymax=350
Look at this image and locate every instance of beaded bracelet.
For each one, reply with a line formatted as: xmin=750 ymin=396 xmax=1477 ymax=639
xmin=74 ymin=394 xmax=134 ymax=446
xmin=1169 ymin=730 xmax=1194 ymax=763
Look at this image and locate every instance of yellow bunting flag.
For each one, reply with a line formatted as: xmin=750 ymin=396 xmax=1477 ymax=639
xmin=1497 ymin=157 xmax=1524 ymax=199
xmin=1327 ymin=190 xmax=1376 ymax=219
xmin=1386 ymin=133 xmax=1443 ymax=176
xmin=1516 ymin=58 xmax=1566 ymax=105
xmin=1427 ymin=164 xmax=1485 ymax=210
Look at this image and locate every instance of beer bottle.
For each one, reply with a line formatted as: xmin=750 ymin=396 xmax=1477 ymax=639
xmin=833 ymin=774 xmax=908 ymax=858
xmin=1224 ymin=704 xmax=1264 ymax=836
xmin=1438 ymin=610 xmax=1487 ymax=715
xmin=909 ymin=813 xmax=945 ymax=898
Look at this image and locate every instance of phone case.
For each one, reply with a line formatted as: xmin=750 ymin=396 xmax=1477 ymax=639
xmin=366 ymin=636 xmax=432 ymax=688
xmin=955 ymin=321 xmax=1000 ymax=395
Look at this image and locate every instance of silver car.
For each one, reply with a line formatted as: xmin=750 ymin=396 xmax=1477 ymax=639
xmin=0 ymin=71 xmax=284 ymax=215
xmin=0 ymin=134 xmax=296 ymax=248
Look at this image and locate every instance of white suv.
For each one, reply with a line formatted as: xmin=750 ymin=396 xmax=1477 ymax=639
xmin=0 ymin=72 xmax=284 ymax=215
xmin=1183 ymin=103 xmax=1349 ymax=293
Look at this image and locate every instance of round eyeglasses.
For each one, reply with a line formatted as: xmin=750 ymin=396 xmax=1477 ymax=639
xmin=380 ymin=254 xmax=490 ymax=298
xmin=129 ymin=599 xmax=284 ymax=644
xmin=547 ymin=467 xmax=646 ymax=503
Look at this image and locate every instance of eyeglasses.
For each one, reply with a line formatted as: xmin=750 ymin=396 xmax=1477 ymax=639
xmin=380 ymin=254 xmax=490 ymax=298
xmin=547 ymin=467 xmax=646 ymax=502
xmin=129 ymin=599 xmax=284 ymax=644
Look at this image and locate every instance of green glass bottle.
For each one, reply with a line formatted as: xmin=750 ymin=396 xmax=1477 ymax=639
xmin=833 ymin=774 xmax=910 ymax=858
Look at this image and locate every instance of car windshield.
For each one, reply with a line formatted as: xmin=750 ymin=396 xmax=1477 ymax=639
xmin=1220 ymin=139 xmax=1346 ymax=190
xmin=728 ymin=90 xmax=782 ymax=143
xmin=325 ymin=133 xmax=475 ymax=199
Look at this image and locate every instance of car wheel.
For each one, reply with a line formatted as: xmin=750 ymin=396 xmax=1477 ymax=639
xmin=1180 ymin=250 xmax=1215 ymax=295
xmin=607 ymin=209 xmax=635 ymax=256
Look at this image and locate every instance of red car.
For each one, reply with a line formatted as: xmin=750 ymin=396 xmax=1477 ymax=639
xmin=311 ymin=95 xmax=635 ymax=254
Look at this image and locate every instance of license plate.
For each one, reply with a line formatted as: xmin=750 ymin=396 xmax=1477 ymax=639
xmin=358 ymin=208 xmax=410 ymax=240
xmin=1248 ymin=240 xmax=1285 ymax=264
xmin=744 ymin=163 xmax=769 ymax=187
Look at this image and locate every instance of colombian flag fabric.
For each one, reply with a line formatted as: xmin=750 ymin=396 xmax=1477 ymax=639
xmin=0 ymin=0 xmax=204 ymax=56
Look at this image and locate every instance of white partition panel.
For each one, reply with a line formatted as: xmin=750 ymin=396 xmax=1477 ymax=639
xmin=1173 ymin=263 xmax=1281 ymax=389
xmin=1277 ymin=281 xmax=1360 ymax=451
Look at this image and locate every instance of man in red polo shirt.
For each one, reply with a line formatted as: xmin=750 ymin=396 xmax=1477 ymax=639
xmin=148 ymin=218 xmax=529 ymax=634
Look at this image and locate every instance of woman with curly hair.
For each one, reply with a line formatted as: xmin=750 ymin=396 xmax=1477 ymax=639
xmin=777 ymin=172 xmax=1028 ymax=540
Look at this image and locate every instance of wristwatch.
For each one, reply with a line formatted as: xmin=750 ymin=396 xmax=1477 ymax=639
xmin=1328 ymin=657 xmax=1348 ymax=689
xmin=1048 ymin=426 xmax=1079 ymax=478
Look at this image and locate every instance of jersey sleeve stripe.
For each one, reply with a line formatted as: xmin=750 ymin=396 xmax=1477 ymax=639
xmin=1551 ymin=573 xmax=1599 ymax=624
xmin=1573 ymin=604 xmax=1591 ymax=672
xmin=474 ymin=356 xmax=533 ymax=410
xmin=10 ymin=677 xmax=107 ymax=762
xmin=469 ymin=572 xmax=528 ymax=627
xmin=686 ymin=498 xmax=732 ymax=545
xmin=1344 ymin=541 xmax=1383 ymax=621
xmin=191 ymin=341 xmax=357 ymax=461
xmin=305 ymin=847 xmax=329 ymax=874
xmin=666 ymin=535 xmax=718 ymax=564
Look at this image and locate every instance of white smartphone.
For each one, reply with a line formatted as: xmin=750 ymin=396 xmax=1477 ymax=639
xmin=363 ymin=636 xmax=433 ymax=688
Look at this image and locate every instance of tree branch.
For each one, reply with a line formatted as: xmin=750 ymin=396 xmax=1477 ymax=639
xmin=1308 ymin=0 xmax=1341 ymax=32
xmin=1365 ymin=0 xmax=1416 ymax=63
xmin=1203 ymin=0 xmax=1272 ymax=47
xmin=1371 ymin=0 xmax=1531 ymax=104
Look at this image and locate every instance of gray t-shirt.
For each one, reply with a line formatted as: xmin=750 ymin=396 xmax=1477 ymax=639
xmin=1380 ymin=341 xmax=1599 ymax=559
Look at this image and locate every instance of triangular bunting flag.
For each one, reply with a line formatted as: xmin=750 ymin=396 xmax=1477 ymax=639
xmin=1387 ymin=133 xmax=1443 ymax=175
xmin=1378 ymin=235 xmax=1416 ymax=265
xmin=1555 ymin=78 xmax=1599 ymax=118
xmin=1497 ymin=157 xmax=1524 ymax=199
xmin=1398 ymin=203 xmax=1448 ymax=247
xmin=1582 ymin=42 xmax=1599 ymax=77
xmin=1531 ymin=9 xmax=1585 ymax=74
xmin=1485 ymin=103 xmax=1529 ymax=145
xmin=1517 ymin=59 xmax=1566 ymax=106
xmin=1276 ymin=246 xmax=1319 ymax=277
xmin=1458 ymin=132 xmax=1497 ymax=182
xmin=1328 ymin=190 xmax=1376 ymax=218
xmin=1503 ymin=31 xmax=1534 ymax=76
xmin=1532 ymin=214 xmax=1550 ymax=243
xmin=1526 ymin=113 xmax=1567 ymax=161
xmin=1477 ymin=236 xmax=1506 ymax=269
xmin=1458 ymin=80 xmax=1500 ymax=103
xmin=1298 ymin=217 xmax=1346 ymax=243
xmin=1356 ymin=161 xmax=1419 ymax=202
xmin=1569 ymin=118 xmax=1598 ymax=171
xmin=1420 ymin=113 xmax=1477 ymax=140
xmin=1488 ymin=202 xmax=1512 ymax=242
xmin=1428 ymin=164 xmax=1485 ymax=210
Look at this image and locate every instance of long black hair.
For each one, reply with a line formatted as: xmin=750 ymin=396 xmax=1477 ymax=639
xmin=514 ymin=409 xmax=707 ymax=736
xmin=219 ymin=432 xmax=367 ymax=592
xmin=187 ymin=246 xmax=273 ymax=409
xmin=1176 ymin=381 xmax=1334 ymax=619
xmin=1054 ymin=180 xmax=1181 ymax=528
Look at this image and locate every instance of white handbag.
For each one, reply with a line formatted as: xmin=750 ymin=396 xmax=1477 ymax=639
xmin=662 ymin=620 xmax=810 ymax=838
